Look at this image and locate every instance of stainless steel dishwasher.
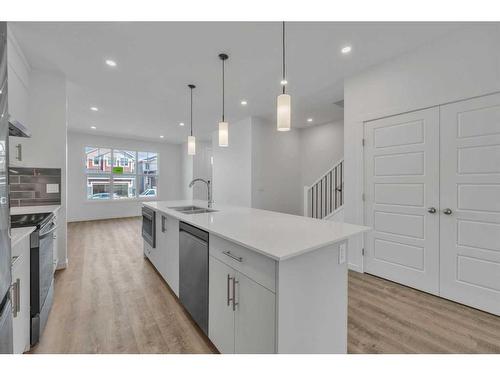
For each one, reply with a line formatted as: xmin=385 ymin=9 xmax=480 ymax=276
xmin=179 ymin=222 xmax=209 ymax=335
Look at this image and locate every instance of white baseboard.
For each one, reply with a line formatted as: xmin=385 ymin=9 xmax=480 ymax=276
xmin=348 ymin=262 xmax=363 ymax=273
xmin=57 ymin=258 xmax=68 ymax=270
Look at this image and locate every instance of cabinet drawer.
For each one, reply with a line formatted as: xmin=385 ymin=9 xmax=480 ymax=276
xmin=209 ymin=235 xmax=276 ymax=292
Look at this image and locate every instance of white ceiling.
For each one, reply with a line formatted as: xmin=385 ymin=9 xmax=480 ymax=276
xmin=10 ymin=22 xmax=464 ymax=143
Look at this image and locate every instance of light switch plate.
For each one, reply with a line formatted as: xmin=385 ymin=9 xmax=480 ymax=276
xmin=46 ymin=184 xmax=59 ymax=193
xmin=338 ymin=242 xmax=347 ymax=264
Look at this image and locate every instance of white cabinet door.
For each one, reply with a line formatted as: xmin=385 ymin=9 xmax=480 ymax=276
xmin=164 ymin=215 xmax=179 ymax=296
xmin=149 ymin=212 xmax=163 ymax=274
xmin=364 ymin=107 xmax=440 ymax=294
xmin=12 ymin=238 xmax=30 ymax=354
xmin=208 ymin=256 xmax=235 ymax=354
xmin=234 ymin=272 xmax=275 ymax=354
xmin=440 ymin=93 xmax=500 ymax=315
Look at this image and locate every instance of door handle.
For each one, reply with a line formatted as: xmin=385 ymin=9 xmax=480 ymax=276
xmin=227 ymin=274 xmax=233 ymax=306
xmin=427 ymin=207 xmax=437 ymax=214
xmin=232 ymin=278 xmax=239 ymax=311
xmin=443 ymin=208 xmax=453 ymax=215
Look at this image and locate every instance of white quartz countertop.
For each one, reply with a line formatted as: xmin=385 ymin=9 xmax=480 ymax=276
xmin=10 ymin=205 xmax=61 ymax=216
xmin=144 ymin=200 xmax=370 ymax=261
xmin=11 ymin=226 xmax=35 ymax=250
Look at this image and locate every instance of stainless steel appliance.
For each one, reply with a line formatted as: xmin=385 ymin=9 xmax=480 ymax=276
xmin=142 ymin=206 xmax=156 ymax=248
xmin=179 ymin=222 xmax=209 ymax=335
xmin=0 ymin=21 xmax=13 ymax=354
xmin=11 ymin=212 xmax=56 ymax=346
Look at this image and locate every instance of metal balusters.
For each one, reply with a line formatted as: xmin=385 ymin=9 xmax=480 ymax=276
xmin=305 ymin=160 xmax=344 ymax=219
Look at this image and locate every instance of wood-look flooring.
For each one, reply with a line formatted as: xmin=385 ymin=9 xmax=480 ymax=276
xmin=31 ymin=217 xmax=216 ymax=354
xmin=31 ymin=217 xmax=500 ymax=354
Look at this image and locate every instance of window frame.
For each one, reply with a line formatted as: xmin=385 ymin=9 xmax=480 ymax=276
xmin=85 ymin=147 xmax=159 ymax=202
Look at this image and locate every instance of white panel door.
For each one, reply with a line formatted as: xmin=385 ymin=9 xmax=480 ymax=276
xmin=440 ymin=93 xmax=500 ymax=315
xmin=364 ymin=107 xmax=440 ymax=294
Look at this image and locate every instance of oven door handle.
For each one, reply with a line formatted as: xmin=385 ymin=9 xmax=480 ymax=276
xmin=39 ymin=223 xmax=57 ymax=238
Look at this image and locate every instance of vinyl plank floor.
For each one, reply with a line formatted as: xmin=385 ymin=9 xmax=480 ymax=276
xmin=30 ymin=217 xmax=500 ymax=354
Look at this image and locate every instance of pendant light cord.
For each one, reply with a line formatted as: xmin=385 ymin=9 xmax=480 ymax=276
xmin=190 ymin=85 xmax=193 ymax=136
xmin=222 ymin=58 xmax=225 ymax=122
xmin=282 ymin=21 xmax=286 ymax=95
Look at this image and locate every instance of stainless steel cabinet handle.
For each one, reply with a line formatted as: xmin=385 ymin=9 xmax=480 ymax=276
xmin=232 ymin=278 xmax=239 ymax=311
xmin=16 ymin=279 xmax=20 ymax=314
xmin=15 ymin=144 xmax=22 ymax=161
xmin=427 ymin=207 xmax=437 ymax=214
xmin=223 ymin=251 xmax=243 ymax=263
xmin=161 ymin=215 xmax=166 ymax=232
xmin=227 ymin=274 xmax=233 ymax=306
xmin=12 ymin=279 xmax=20 ymax=317
xmin=443 ymin=208 xmax=453 ymax=215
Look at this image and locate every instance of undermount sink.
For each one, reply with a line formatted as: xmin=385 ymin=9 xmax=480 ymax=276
xmin=168 ymin=205 xmax=217 ymax=214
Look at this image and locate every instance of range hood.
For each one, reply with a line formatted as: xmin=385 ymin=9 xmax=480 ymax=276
xmin=8 ymin=116 xmax=31 ymax=138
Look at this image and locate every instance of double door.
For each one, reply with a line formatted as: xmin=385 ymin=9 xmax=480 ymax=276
xmin=364 ymin=93 xmax=500 ymax=315
xmin=208 ymin=256 xmax=275 ymax=354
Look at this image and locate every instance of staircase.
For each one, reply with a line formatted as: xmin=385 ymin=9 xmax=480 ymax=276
xmin=303 ymin=159 xmax=344 ymax=221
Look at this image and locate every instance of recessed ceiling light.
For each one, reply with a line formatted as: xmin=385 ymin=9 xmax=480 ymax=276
xmin=160 ymin=135 xmax=164 ymax=138
xmin=307 ymin=118 xmax=313 ymax=123
xmin=341 ymin=45 xmax=352 ymax=54
xmin=240 ymin=100 xmax=248 ymax=106
xmin=90 ymin=126 xmax=97 ymax=130
xmin=179 ymin=122 xmax=185 ymax=127
xmin=90 ymin=107 xmax=98 ymax=112
xmin=280 ymin=79 xmax=288 ymax=85
xmin=105 ymin=59 xmax=117 ymax=67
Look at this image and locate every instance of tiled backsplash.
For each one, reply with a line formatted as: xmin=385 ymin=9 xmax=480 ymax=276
xmin=9 ymin=167 xmax=61 ymax=207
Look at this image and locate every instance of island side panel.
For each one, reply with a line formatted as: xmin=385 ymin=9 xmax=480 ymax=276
xmin=276 ymin=241 xmax=348 ymax=353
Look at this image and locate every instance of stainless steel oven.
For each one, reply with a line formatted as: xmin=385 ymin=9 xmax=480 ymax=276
xmin=142 ymin=206 xmax=156 ymax=248
xmin=11 ymin=211 xmax=56 ymax=346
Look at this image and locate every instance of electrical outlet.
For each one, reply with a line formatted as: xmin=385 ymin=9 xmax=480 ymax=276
xmin=46 ymin=184 xmax=59 ymax=194
xmin=338 ymin=242 xmax=347 ymax=264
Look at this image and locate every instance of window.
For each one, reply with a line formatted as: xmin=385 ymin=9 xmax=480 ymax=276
xmin=85 ymin=147 xmax=158 ymax=200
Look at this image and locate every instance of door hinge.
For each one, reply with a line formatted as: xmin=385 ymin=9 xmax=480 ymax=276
xmin=362 ymin=248 xmax=365 ymax=256
xmin=362 ymin=138 xmax=365 ymax=146
xmin=362 ymin=193 xmax=365 ymax=201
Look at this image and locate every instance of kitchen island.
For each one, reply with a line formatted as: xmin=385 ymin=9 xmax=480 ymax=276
xmin=143 ymin=200 xmax=369 ymax=354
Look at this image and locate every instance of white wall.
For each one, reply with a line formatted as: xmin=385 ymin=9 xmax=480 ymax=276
xmin=212 ymin=117 xmax=253 ymax=207
xmin=344 ymin=24 xmax=500 ymax=272
xmin=251 ymin=117 xmax=302 ymax=216
xmin=192 ymin=141 xmax=212 ymax=200
xmin=181 ymin=142 xmax=193 ymax=200
xmin=300 ymin=120 xmax=344 ymax=189
xmin=67 ymin=131 xmax=182 ymax=222
xmin=211 ymin=116 xmax=344 ymax=216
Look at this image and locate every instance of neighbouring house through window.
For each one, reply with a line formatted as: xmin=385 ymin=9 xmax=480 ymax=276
xmin=85 ymin=146 xmax=158 ymax=200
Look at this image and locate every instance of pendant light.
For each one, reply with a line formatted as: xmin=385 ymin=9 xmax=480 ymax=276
xmin=277 ymin=21 xmax=291 ymax=132
xmin=187 ymin=84 xmax=196 ymax=155
xmin=218 ymin=53 xmax=229 ymax=147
